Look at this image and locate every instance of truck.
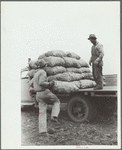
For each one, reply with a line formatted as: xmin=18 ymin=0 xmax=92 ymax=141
xmin=21 ymin=66 xmax=117 ymax=123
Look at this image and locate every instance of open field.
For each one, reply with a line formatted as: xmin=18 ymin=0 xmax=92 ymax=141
xmin=21 ymin=103 xmax=117 ymax=146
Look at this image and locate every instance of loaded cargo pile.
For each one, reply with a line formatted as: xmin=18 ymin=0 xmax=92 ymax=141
xmin=28 ymin=50 xmax=99 ymax=94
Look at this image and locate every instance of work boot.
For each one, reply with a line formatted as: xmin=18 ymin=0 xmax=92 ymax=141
xmin=51 ymin=117 xmax=60 ymax=125
xmin=38 ymin=132 xmax=49 ymax=136
xmin=50 ymin=117 xmax=61 ymax=129
xmin=39 ymin=130 xmax=55 ymax=136
xmin=93 ymin=85 xmax=103 ymax=90
xmin=48 ymin=128 xmax=55 ymax=134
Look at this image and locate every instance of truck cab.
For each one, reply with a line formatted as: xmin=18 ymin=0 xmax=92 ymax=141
xmin=21 ymin=67 xmax=35 ymax=107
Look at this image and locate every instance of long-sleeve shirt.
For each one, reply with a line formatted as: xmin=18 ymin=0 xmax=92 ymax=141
xmin=33 ymin=70 xmax=50 ymax=92
xmin=90 ymin=41 xmax=104 ymax=65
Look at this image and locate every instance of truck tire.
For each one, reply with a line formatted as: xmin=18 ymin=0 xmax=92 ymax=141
xmin=67 ymin=95 xmax=96 ymax=123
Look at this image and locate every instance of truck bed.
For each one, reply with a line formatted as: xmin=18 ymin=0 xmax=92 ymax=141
xmin=78 ymin=86 xmax=117 ymax=92
xmin=57 ymin=86 xmax=117 ymax=98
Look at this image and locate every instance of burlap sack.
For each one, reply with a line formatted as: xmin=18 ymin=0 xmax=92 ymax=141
xmin=79 ymin=80 xmax=96 ymax=89
xmin=66 ymin=52 xmax=81 ymax=60
xmin=54 ymin=72 xmax=84 ymax=82
xmin=45 ymin=50 xmax=67 ymax=57
xmin=48 ymin=72 xmax=93 ymax=82
xmin=52 ymin=81 xmax=79 ymax=94
xmin=47 ymin=72 xmax=74 ymax=82
xmin=28 ymin=60 xmax=40 ymax=69
xmin=38 ymin=53 xmax=46 ymax=59
xmin=81 ymin=73 xmax=93 ymax=80
xmin=63 ymin=57 xmax=81 ymax=68
xmin=78 ymin=59 xmax=89 ymax=68
xmin=72 ymin=81 xmax=81 ymax=88
xmin=47 ymin=75 xmax=58 ymax=82
xmin=43 ymin=56 xmax=65 ymax=67
xmin=45 ymin=66 xmax=66 ymax=76
xmin=38 ymin=59 xmax=48 ymax=68
xmin=66 ymin=67 xmax=91 ymax=74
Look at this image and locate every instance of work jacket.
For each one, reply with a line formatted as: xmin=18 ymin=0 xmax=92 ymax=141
xmin=90 ymin=41 xmax=104 ymax=66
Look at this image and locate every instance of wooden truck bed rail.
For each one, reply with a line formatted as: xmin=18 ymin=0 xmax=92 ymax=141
xmin=57 ymin=86 xmax=117 ymax=97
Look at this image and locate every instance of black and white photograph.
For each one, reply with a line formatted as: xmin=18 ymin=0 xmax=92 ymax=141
xmin=1 ymin=1 xmax=121 ymax=149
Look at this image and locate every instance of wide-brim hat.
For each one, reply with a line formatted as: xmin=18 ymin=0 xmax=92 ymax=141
xmin=88 ymin=34 xmax=97 ymax=40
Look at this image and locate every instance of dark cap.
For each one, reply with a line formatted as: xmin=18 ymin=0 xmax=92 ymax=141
xmin=88 ymin=34 xmax=97 ymax=40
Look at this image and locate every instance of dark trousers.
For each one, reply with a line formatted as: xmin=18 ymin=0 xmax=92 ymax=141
xmin=92 ymin=64 xmax=103 ymax=87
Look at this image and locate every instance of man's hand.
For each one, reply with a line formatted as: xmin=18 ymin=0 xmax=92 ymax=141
xmin=29 ymin=87 xmax=36 ymax=94
xmin=94 ymin=60 xmax=99 ymax=65
xmin=89 ymin=60 xmax=92 ymax=66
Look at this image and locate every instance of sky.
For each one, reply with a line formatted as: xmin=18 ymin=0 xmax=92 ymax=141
xmin=2 ymin=1 xmax=120 ymax=75
xmin=1 ymin=2 xmax=120 ymax=149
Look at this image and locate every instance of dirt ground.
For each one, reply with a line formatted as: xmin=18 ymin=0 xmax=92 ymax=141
xmin=21 ymin=102 xmax=117 ymax=146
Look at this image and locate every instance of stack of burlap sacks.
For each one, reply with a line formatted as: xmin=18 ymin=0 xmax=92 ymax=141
xmin=28 ymin=50 xmax=99 ymax=94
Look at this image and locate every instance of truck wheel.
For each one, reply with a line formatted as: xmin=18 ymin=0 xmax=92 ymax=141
xmin=67 ymin=95 xmax=96 ymax=123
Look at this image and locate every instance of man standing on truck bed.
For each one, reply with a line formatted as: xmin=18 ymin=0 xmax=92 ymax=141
xmin=29 ymin=61 xmax=60 ymax=136
xmin=88 ymin=34 xmax=104 ymax=90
